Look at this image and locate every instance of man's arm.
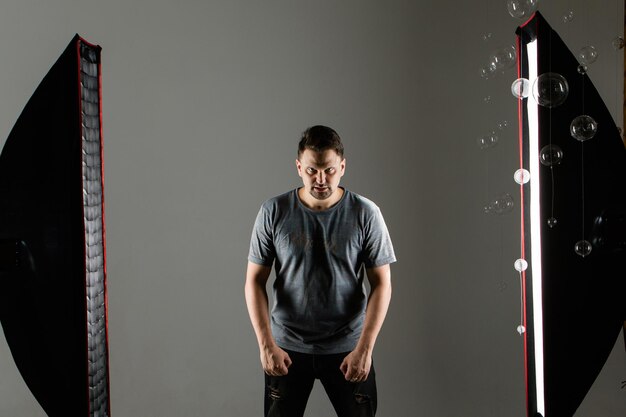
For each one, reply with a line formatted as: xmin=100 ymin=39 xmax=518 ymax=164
xmin=340 ymin=264 xmax=392 ymax=382
xmin=244 ymin=261 xmax=292 ymax=376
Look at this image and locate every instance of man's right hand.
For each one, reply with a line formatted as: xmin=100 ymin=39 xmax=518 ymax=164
xmin=261 ymin=345 xmax=292 ymax=376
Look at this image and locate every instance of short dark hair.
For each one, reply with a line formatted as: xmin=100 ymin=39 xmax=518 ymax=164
xmin=298 ymin=125 xmax=344 ymax=159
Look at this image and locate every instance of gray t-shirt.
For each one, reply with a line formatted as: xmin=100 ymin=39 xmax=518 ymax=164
xmin=248 ymin=188 xmax=396 ymax=354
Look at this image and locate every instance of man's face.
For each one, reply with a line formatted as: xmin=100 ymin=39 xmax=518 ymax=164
xmin=296 ymin=149 xmax=345 ymax=201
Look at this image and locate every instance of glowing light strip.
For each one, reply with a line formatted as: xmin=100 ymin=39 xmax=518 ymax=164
xmin=526 ymin=39 xmax=545 ymax=416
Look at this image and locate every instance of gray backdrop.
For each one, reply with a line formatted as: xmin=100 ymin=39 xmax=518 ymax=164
xmin=0 ymin=1 xmax=624 ymax=416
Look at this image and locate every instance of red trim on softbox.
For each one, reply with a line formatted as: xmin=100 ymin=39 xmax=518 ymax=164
xmin=94 ymin=41 xmax=113 ymax=417
xmin=75 ymin=36 xmax=92 ymax=417
xmin=76 ymin=34 xmax=110 ymax=416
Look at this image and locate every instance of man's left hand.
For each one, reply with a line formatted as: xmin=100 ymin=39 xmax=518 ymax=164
xmin=339 ymin=348 xmax=372 ymax=383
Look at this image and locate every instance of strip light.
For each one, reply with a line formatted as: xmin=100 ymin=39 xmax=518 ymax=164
xmin=526 ymin=39 xmax=546 ymax=417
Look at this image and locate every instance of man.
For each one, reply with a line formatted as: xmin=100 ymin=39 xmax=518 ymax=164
xmin=245 ymin=125 xmax=396 ymax=417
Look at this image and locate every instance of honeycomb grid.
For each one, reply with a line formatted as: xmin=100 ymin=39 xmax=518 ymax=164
xmin=80 ymin=41 xmax=110 ymax=417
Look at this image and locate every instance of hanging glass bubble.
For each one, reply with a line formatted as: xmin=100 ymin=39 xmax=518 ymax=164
xmin=507 ymin=0 xmax=538 ymax=19
xmin=477 ymin=137 xmax=489 ymax=149
xmin=570 ymin=115 xmax=598 ymax=141
xmin=539 ymin=144 xmax=564 ymax=166
xmin=511 ymin=78 xmax=531 ymax=99
xmin=482 ymin=32 xmax=493 ymax=41
xmin=514 ymin=259 xmax=528 ymax=272
xmin=491 ymin=193 xmax=514 ymax=215
xmin=547 ymin=217 xmax=558 ymax=228
xmin=574 ymin=240 xmax=592 ymax=257
xmin=578 ymin=45 xmax=598 ymax=65
xmin=612 ymin=36 xmax=625 ymax=50
xmin=517 ymin=325 xmax=526 ymax=335
xmin=484 ymin=95 xmax=492 ymax=104
xmin=497 ymin=120 xmax=509 ymax=130
xmin=532 ymin=73 xmax=569 ymax=108
xmin=477 ymin=132 xmax=499 ymax=149
xmin=562 ymin=10 xmax=574 ymax=23
xmin=489 ymin=45 xmax=517 ymax=71
xmin=489 ymin=131 xmax=499 ymax=144
xmin=514 ymin=168 xmax=530 ymax=185
xmin=483 ymin=204 xmax=493 ymax=214
xmin=480 ymin=63 xmax=497 ymax=79
xmin=577 ymin=64 xmax=587 ymax=75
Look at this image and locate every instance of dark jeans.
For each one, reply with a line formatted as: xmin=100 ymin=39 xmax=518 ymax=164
xmin=264 ymin=349 xmax=377 ymax=417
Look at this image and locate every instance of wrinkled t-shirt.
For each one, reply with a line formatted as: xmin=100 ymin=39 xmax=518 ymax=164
xmin=248 ymin=188 xmax=396 ymax=354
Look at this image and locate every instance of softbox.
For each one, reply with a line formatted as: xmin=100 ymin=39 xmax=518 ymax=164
xmin=0 ymin=35 xmax=110 ymax=417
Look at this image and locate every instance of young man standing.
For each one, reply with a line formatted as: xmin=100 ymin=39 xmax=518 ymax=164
xmin=245 ymin=125 xmax=396 ymax=417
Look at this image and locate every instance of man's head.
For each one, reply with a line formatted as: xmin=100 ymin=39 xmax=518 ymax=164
xmin=296 ymin=125 xmax=346 ymax=209
xmin=297 ymin=125 xmax=344 ymax=160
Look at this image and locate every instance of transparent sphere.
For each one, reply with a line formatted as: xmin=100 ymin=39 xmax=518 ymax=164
xmin=507 ymin=0 xmax=538 ymax=19
xmin=482 ymin=32 xmax=493 ymax=41
xmin=574 ymin=240 xmax=592 ymax=257
xmin=484 ymin=95 xmax=492 ymax=104
xmin=547 ymin=217 xmax=558 ymax=228
xmin=612 ymin=36 xmax=625 ymax=50
xmin=562 ymin=10 xmax=574 ymax=23
xmin=570 ymin=115 xmax=598 ymax=142
xmin=577 ymin=64 xmax=587 ymax=75
xmin=483 ymin=204 xmax=493 ymax=214
xmin=514 ymin=168 xmax=530 ymax=185
xmin=489 ymin=45 xmax=517 ymax=71
xmin=539 ymin=144 xmax=564 ymax=166
xmin=578 ymin=45 xmax=598 ymax=65
xmin=514 ymin=258 xmax=528 ymax=272
xmin=480 ymin=63 xmax=497 ymax=79
xmin=492 ymin=193 xmax=514 ymax=215
xmin=477 ymin=132 xmax=499 ymax=149
xmin=498 ymin=120 xmax=509 ymax=130
xmin=517 ymin=325 xmax=526 ymax=335
xmin=511 ymin=78 xmax=531 ymax=99
xmin=532 ymin=73 xmax=569 ymax=108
